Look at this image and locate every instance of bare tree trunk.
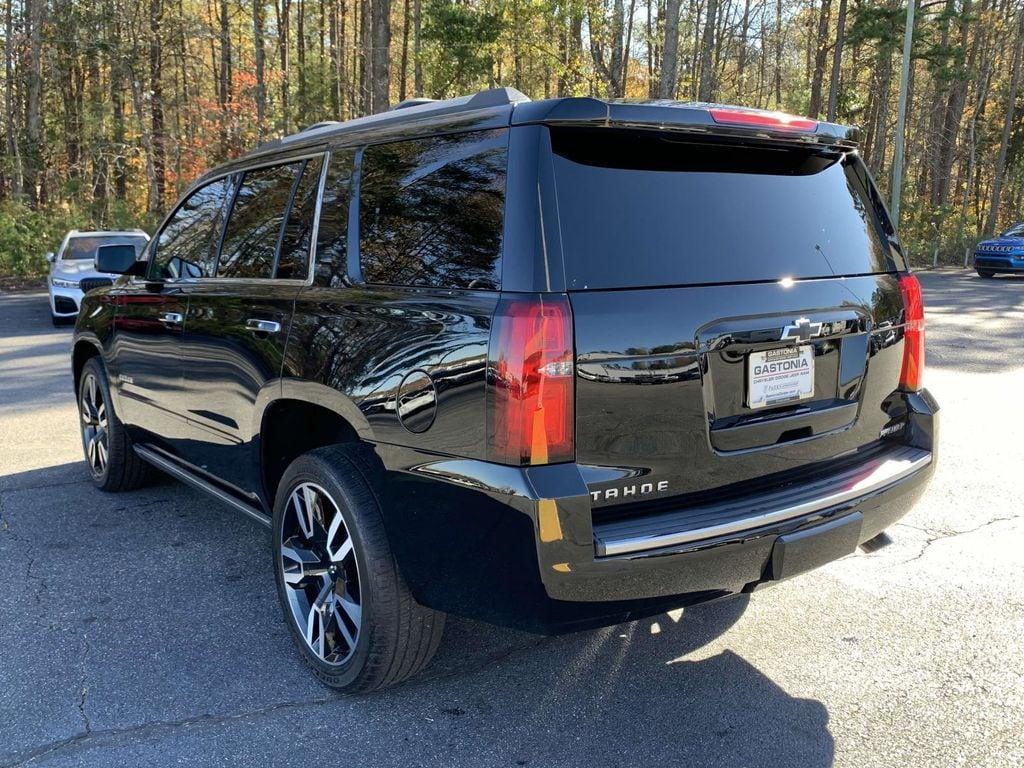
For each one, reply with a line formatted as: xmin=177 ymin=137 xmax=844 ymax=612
xmin=219 ymin=0 xmax=232 ymax=153
xmin=397 ymin=0 xmax=409 ymax=101
xmin=88 ymin=18 xmax=107 ymax=218
xmin=413 ymin=0 xmax=422 ymax=96
xmin=4 ymin=0 xmax=23 ymax=197
xmin=24 ymin=0 xmax=45 ymax=205
xmin=253 ymin=0 xmax=267 ymax=137
xmin=622 ymin=0 xmax=637 ymax=93
xmin=957 ymin=58 xmax=993 ymax=244
xmin=826 ymin=0 xmax=847 ymax=120
xmin=697 ymin=0 xmax=719 ymax=101
xmin=370 ymin=0 xmax=391 ymax=111
xmin=589 ymin=0 xmax=625 ymax=96
xmin=149 ymin=0 xmax=166 ymax=212
xmin=646 ymin=0 xmax=653 ymax=96
xmin=808 ymin=0 xmax=831 ymax=117
xmin=110 ymin=1 xmax=127 ymax=202
xmin=774 ymin=0 xmax=783 ymax=108
xmin=277 ymin=0 xmax=292 ymax=132
xmin=659 ymin=0 xmax=681 ymax=98
xmin=736 ymin=0 xmax=751 ymax=101
xmin=933 ymin=0 xmax=975 ymax=210
xmin=984 ymin=10 xmax=1024 ymax=236
xmin=359 ymin=0 xmax=371 ymax=113
xmin=297 ymin=0 xmax=307 ymax=124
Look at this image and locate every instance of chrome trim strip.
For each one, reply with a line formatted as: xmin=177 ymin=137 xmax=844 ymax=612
xmin=134 ymin=446 xmax=271 ymax=528
xmin=596 ymin=449 xmax=932 ymax=557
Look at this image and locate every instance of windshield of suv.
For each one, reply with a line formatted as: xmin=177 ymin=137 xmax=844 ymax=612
xmin=1001 ymin=224 xmax=1024 ymax=238
xmin=62 ymin=235 xmax=148 ymax=261
xmin=549 ymin=128 xmax=900 ymax=290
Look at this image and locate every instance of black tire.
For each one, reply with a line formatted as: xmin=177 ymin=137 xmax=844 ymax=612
xmin=977 ymin=269 xmax=996 ymax=278
xmin=78 ymin=357 xmax=150 ymax=491
xmin=272 ymin=444 xmax=445 ymax=693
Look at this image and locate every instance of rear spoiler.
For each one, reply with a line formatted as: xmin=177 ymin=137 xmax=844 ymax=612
xmin=511 ymin=99 xmax=861 ymax=150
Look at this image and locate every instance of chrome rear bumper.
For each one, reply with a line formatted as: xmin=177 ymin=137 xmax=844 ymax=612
xmin=594 ymin=445 xmax=932 ymax=557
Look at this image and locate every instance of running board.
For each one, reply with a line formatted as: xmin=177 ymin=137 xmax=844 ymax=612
xmin=134 ymin=445 xmax=271 ymax=528
xmin=594 ymin=445 xmax=932 ymax=557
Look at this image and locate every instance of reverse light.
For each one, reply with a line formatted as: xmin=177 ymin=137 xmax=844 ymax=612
xmin=487 ymin=295 xmax=575 ymax=466
xmin=708 ymin=108 xmax=817 ymax=132
xmin=898 ymin=274 xmax=925 ymax=391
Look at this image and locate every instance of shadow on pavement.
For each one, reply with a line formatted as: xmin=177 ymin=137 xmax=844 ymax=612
xmin=1 ymin=460 xmax=834 ymax=767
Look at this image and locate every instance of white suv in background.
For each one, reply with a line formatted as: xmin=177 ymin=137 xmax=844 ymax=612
xmin=47 ymin=230 xmax=150 ymax=325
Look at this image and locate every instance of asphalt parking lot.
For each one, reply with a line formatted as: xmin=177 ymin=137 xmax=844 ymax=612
xmin=1 ymin=269 xmax=1022 ymax=767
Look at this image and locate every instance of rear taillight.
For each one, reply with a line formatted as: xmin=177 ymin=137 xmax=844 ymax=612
xmin=708 ymin=107 xmax=817 ymax=132
xmin=899 ymin=274 xmax=925 ymax=391
xmin=487 ymin=294 xmax=574 ymax=466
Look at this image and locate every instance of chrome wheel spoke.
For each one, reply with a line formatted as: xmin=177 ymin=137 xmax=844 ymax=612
xmin=305 ymin=580 xmax=334 ymax=660
xmin=337 ymin=594 xmax=361 ymax=631
xmin=281 ymin=542 xmax=324 ymax=586
xmin=333 ymin=601 xmax=357 ymax=649
xmin=291 ymin=487 xmax=316 ymax=539
xmin=326 ymin=511 xmax=353 ymax=563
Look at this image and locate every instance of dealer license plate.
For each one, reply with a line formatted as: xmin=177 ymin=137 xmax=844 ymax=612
xmin=747 ymin=346 xmax=815 ymax=409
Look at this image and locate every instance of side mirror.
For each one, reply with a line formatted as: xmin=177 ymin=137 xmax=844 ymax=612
xmin=95 ymin=244 xmax=143 ymax=276
xmin=45 ymin=252 xmax=55 ymax=263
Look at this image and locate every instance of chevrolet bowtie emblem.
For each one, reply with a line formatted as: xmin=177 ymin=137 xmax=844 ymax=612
xmin=781 ymin=317 xmax=824 ymax=342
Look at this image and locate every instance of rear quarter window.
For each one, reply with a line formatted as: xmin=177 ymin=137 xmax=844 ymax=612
xmin=358 ymin=129 xmax=507 ymax=290
xmin=548 ymin=128 xmax=898 ymax=290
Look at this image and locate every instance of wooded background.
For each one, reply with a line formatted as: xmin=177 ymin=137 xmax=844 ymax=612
xmin=1 ymin=0 xmax=1022 ymax=275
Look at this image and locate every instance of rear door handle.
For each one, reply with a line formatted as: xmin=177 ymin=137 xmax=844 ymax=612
xmin=159 ymin=312 xmax=184 ymax=325
xmin=246 ymin=319 xmax=281 ymax=334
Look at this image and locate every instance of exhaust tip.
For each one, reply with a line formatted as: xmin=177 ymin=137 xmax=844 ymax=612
xmin=859 ymin=531 xmax=894 ymax=553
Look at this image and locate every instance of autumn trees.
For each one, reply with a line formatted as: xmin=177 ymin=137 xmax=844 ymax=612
xmin=1 ymin=0 xmax=1022 ymax=275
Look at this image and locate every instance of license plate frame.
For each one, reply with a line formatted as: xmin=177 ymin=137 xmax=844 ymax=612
xmin=747 ymin=345 xmax=815 ymax=410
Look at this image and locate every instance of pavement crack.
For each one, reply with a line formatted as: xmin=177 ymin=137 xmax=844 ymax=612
xmin=75 ymin=631 xmax=92 ymax=737
xmin=897 ymin=513 xmax=1023 ymax=564
xmin=1 ymin=695 xmax=339 ymax=767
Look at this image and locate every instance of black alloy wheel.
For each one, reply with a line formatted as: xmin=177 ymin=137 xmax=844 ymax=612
xmin=273 ymin=445 xmax=446 ymax=692
xmin=279 ymin=482 xmax=363 ymax=665
xmin=80 ymin=369 xmax=110 ymax=479
xmin=77 ymin=357 xmax=150 ymax=491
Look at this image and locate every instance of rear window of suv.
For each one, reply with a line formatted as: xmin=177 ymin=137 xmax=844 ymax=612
xmin=549 ymin=128 xmax=899 ymax=290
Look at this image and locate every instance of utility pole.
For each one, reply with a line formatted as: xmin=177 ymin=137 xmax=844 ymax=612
xmin=890 ymin=0 xmax=916 ymax=225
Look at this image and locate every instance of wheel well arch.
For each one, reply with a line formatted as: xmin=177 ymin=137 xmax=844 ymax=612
xmin=259 ymin=399 xmax=362 ymax=507
xmin=71 ymin=340 xmax=102 ymax=394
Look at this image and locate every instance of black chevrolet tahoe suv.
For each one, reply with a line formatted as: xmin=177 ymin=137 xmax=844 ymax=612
xmin=72 ymin=88 xmax=938 ymax=692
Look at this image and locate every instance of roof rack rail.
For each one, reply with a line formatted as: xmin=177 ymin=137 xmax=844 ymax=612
xmin=300 ymin=120 xmax=343 ymax=133
xmin=243 ymin=87 xmax=531 ymax=157
xmin=392 ymin=98 xmax=437 ymax=111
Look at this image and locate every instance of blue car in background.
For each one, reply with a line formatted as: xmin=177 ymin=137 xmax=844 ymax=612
xmin=975 ymin=222 xmax=1024 ymax=277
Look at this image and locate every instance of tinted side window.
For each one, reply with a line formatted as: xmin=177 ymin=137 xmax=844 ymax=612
xmin=276 ymin=156 xmax=324 ymax=281
xmin=359 ymin=129 xmax=506 ymax=289
xmin=315 ymin=150 xmax=355 ymax=287
xmin=218 ymin=162 xmax=300 ymax=279
xmin=150 ymin=178 xmax=228 ymax=280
